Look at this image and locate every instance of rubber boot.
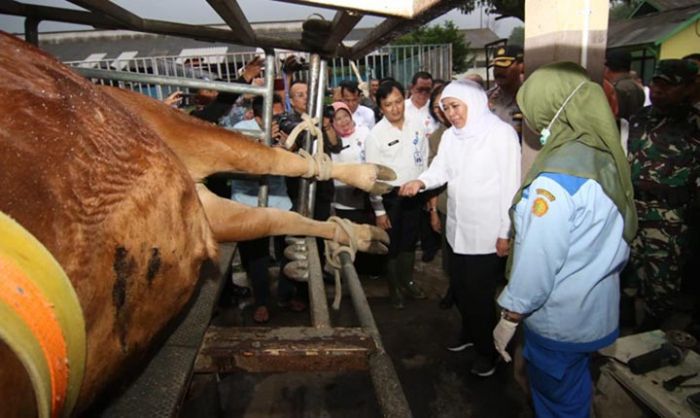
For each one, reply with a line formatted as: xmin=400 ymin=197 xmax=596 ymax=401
xmin=385 ymin=258 xmax=405 ymax=309
xmin=397 ymin=251 xmax=426 ymax=299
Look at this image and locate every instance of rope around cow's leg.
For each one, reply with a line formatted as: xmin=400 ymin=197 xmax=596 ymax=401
xmin=324 ymin=216 xmax=358 ymax=310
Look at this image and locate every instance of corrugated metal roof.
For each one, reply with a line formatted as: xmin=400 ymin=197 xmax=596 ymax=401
xmin=607 ymin=4 xmax=700 ymax=49
xmin=649 ymin=0 xmax=700 ymax=12
xmin=36 ymin=21 xmax=383 ymax=62
xmin=459 ymin=28 xmax=501 ymax=49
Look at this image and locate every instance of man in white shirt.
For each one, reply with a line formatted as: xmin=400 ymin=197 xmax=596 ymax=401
xmin=340 ymin=80 xmax=376 ymax=130
xmin=365 ymin=80 xmax=430 ymax=309
xmin=404 ymin=71 xmax=438 ymax=136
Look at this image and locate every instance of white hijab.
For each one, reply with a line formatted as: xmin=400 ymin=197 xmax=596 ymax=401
xmin=440 ymin=80 xmax=501 ymax=141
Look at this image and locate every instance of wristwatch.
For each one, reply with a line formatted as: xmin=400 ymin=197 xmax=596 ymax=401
xmin=501 ymin=309 xmax=521 ymax=323
xmin=427 ymin=207 xmax=437 ymax=213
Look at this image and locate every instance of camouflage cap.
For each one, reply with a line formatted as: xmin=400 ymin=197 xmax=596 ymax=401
xmin=493 ymin=45 xmax=524 ymax=68
xmin=652 ymin=59 xmax=698 ymax=85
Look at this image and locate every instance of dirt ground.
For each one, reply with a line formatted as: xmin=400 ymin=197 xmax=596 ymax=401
xmin=180 ymin=249 xmax=533 ymax=418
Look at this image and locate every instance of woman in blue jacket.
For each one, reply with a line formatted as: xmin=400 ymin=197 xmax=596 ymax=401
xmin=493 ymin=62 xmax=638 ymax=417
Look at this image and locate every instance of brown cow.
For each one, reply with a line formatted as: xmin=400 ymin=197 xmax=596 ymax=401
xmin=0 ymin=31 xmax=393 ymax=417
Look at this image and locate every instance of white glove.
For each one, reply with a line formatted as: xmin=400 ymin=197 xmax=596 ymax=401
xmin=493 ymin=317 xmax=518 ymax=362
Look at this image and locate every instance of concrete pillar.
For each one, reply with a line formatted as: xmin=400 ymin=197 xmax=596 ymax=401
xmin=520 ymin=0 xmax=609 ymax=175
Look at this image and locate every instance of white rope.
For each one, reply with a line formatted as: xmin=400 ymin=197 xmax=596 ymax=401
xmin=283 ymin=112 xmax=323 ymax=150
xmin=284 ymin=112 xmax=333 ymax=181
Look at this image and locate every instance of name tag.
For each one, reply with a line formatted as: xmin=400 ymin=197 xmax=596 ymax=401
xmin=388 ymin=139 xmax=399 ymax=147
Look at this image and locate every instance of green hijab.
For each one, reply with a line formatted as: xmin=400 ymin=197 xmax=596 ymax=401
xmin=514 ymin=61 xmax=637 ymax=243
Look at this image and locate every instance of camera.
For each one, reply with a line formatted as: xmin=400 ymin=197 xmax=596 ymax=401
xmin=281 ymin=56 xmax=310 ymax=73
xmin=323 ymin=105 xmax=335 ymax=120
xmin=273 ymin=112 xmax=303 ymax=135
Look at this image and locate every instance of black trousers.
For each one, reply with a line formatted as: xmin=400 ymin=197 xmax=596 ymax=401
xmin=382 ymin=190 xmax=422 ymax=257
xmin=447 ymin=243 xmax=505 ymax=358
xmin=239 ymin=236 xmax=299 ymax=306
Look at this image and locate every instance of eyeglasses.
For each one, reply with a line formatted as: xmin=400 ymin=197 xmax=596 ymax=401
xmin=415 ymin=87 xmax=432 ymax=94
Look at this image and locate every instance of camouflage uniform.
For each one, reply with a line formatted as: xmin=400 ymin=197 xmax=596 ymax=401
xmin=488 ymin=85 xmax=523 ymax=140
xmin=627 ymin=105 xmax=700 ymax=319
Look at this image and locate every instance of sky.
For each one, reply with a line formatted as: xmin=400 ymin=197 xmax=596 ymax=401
xmin=0 ymin=0 xmax=522 ymax=38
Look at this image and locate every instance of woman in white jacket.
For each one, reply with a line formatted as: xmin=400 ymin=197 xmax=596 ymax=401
xmin=400 ymin=80 xmax=521 ymax=377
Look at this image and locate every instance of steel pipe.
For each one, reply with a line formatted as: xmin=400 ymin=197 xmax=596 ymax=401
xmin=75 ymin=67 xmax=269 ymax=96
xmin=306 ymin=237 xmax=330 ymax=328
xmin=339 ymin=252 xmax=412 ymax=417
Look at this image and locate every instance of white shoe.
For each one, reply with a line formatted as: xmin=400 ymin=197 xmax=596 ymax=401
xmin=446 ymin=341 xmax=474 ymax=352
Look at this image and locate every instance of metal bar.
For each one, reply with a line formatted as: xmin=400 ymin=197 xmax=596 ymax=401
xmin=296 ymin=54 xmax=321 ymax=218
xmin=348 ymin=0 xmax=461 ymax=60
xmin=205 ymin=0 xmax=256 ymax=44
xmin=339 ymin=252 xmax=412 ymax=418
xmin=66 ymin=0 xmax=143 ymax=29
xmin=194 ymin=326 xmax=375 ymax=374
xmin=23 ymin=17 xmax=39 ymax=45
xmin=306 ymin=237 xmax=331 ymax=328
xmin=0 ymin=0 xmax=121 ymax=29
xmin=74 ymin=68 xmax=268 ymax=96
xmin=257 ymin=52 xmax=277 ymax=208
xmin=322 ymin=11 xmax=363 ymax=53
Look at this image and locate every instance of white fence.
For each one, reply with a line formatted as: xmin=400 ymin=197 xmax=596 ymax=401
xmin=64 ymin=44 xmax=452 ymax=100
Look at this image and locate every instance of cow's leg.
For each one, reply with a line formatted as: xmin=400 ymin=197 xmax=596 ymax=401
xmin=100 ymin=87 xmax=394 ymax=194
xmin=196 ymin=185 xmax=388 ymax=254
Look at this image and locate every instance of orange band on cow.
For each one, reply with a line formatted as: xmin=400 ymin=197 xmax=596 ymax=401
xmin=0 ymin=256 xmax=68 ymax=418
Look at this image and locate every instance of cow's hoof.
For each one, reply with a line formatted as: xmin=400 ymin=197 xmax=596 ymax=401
xmin=374 ymin=164 xmax=397 ymax=181
xmin=370 ymin=182 xmax=394 ymax=195
xmin=354 ymin=224 xmax=389 ymax=254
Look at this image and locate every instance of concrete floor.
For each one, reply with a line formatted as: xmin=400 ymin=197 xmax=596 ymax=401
xmin=180 ymin=249 xmax=533 ymax=418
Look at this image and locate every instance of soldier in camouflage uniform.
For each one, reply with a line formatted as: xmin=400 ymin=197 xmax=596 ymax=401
xmin=626 ymin=59 xmax=700 ymax=327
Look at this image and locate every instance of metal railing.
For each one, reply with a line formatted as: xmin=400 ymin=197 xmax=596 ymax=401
xmin=65 ymin=44 xmax=452 ymax=100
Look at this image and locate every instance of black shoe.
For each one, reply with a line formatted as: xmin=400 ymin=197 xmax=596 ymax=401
xmin=439 ymin=289 xmax=454 ymax=310
xmin=470 ymin=355 xmax=497 ymax=377
xmin=421 ymin=249 xmax=438 ymax=262
xmin=446 ymin=340 xmax=474 ymax=352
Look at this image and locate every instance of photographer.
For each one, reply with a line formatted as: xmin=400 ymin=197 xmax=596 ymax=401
xmin=229 ymin=94 xmax=307 ymax=320
xmin=282 ymin=79 xmax=341 ymax=280
xmin=190 ymin=56 xmax=264 ymax=124
xmin=283 ymin=80 xmax=341 ymax=215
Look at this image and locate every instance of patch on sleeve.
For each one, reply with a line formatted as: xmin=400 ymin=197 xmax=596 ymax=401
xmin=536 ymin=188 xmax=556 ymax=202
xmin=531 ymin=197 xmax=549 ymax=217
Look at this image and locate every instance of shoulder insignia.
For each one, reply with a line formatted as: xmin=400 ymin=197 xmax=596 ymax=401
xmin=536 ymin=188 xmax=556 ymax=202
xmin=531 ymin=197 xmax=549 ymax=217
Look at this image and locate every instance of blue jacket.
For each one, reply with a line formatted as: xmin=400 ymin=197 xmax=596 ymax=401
xmin=498 ymin=172 xmax=629 ymax=351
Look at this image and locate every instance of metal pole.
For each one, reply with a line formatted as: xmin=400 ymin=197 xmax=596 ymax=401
xmin=74 ymin=68 xmax=269 ymax=96
xmin=307 ymin=58 xmax=327 ymax=217
xmin=24 ymin=17 xmax=39 ymax=46
xmin=339 ymin=252 xmax=413 ymax=418
xmin=257 ymin=52 xmax=276 ymax=208
xmin=296 ymin=53 xmax=321 ymax=218
xmin=306 ymin=237 xmax=330 ymax=328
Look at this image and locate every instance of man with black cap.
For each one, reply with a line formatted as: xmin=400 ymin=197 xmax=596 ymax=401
xmin=604 ymin=50 xmax=646 ymax=122
xmin=488 ymin=45 xmax=524 ymax=139
xmin=626 ymin=59 xmax=700 ymax=330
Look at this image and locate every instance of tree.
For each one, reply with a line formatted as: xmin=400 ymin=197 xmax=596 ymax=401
xmin=393 ymin=20 xmax=472 ymax=73
xmin=609 ymin=0 xmax=643 ymax=20
xmin=508 ymin=26 xmax=524 ymax=46
xmin=459 ymin=0 xmax=525 ymax=21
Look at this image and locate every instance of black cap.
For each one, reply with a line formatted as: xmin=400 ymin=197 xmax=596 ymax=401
xmin=605 ymin=50 xmax=632 ymax=72
xmin=652 ymin=59 xmax=698 ymax=85
xmin=493 ymin=45 xmax=524 ymax=68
